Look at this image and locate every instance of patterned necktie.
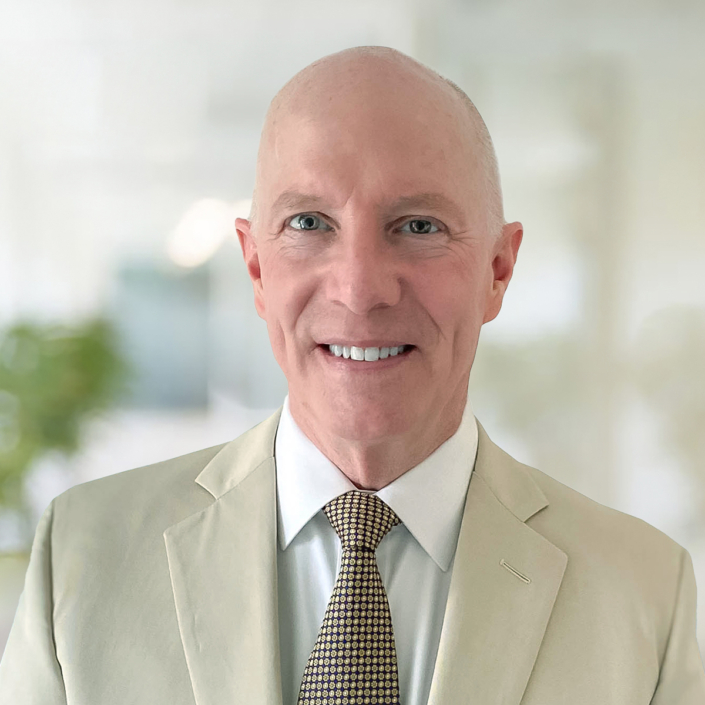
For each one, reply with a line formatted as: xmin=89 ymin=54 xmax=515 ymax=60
xmin=297 ymin=490 xmax=402 ymax=705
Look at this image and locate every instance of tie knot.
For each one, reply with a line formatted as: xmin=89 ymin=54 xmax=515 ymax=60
xmin=323 ymin=490 xmax=401 ymax=552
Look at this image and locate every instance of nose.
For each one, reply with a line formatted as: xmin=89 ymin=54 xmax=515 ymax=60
xmin=325 ymin=221 xmax=402 ymax=315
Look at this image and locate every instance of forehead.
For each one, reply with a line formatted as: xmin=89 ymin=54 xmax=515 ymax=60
xmin=260 ymin=105 xmax=480 ymax=221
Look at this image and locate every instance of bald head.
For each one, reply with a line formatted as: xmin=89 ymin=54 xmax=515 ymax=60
xmin=249 ymin=46 xmax=504 ymax=238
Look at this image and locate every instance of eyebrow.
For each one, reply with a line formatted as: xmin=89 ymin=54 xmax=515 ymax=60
xmin=270 ymin=190 xmax=329 ymax=217
xmin=390 ymin=193 xmax=466 ymax=223
xmin=268 ymin=189 xmax=466 ymax=223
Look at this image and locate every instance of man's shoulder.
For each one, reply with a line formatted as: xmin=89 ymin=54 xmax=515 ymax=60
xmin=521 ymin=461 xmax=687 ymax=607
xmin=525 ymin=461 xmax=682 ymax=555
xmin=41 ymin=407 xmax=282 ymax=555
xmin=48 ymin=441 xmax=228 ymax=540
xmin=478 ymin=428 xmax=684 ymax=564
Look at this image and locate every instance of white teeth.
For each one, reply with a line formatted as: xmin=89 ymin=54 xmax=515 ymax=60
xmin=327 ymin=344 xmax=409 ymax=360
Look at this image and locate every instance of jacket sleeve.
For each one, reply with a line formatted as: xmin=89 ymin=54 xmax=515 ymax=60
xmin=0 ymin=499 xmax=68 ymax=704
xmin=650 ymin=546 xmax=705 ymax=704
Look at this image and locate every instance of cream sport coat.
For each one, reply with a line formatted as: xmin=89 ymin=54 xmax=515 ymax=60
xmin=1 ymin=406 xmax=704 ymax=704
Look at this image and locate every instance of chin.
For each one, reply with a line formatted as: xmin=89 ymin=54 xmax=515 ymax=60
xmin=326 ymin=402 xmax=414 ymax=441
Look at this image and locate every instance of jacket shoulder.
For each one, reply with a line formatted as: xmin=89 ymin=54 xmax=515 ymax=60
xmin=523 ymin=462 xmax=688 ymax=637
xmin=521 ymin=460 xmax=702 ymax=675
xmin=526 ymin=461 xmax=684 ymax=558
xmin=49 ymin=442 xmax=227 ymax=541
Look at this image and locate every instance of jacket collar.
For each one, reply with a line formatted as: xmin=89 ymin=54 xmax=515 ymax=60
xmin=194 ymin=405 xmax=282 ymax=499
xmin=194 ymin=404 xmax=548 ymax=523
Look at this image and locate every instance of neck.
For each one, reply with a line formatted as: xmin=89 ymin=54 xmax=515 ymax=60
xmin=288 ymin=383 xmax=469 ymax=490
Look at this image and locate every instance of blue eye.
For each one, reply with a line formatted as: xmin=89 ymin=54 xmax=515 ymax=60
xmin=400 ymin=219 xmax=439 ymax=235
xmin=288 ymin=214 xmax=332 ymax=231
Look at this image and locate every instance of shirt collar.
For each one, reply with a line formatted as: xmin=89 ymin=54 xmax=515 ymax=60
xmin=275 ymin=393 xmax=478 ymax=572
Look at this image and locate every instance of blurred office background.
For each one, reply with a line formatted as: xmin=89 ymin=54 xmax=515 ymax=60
xmin=1 ymin=0 xmax=705 ymax=658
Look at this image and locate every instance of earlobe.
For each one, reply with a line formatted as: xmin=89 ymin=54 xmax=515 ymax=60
xmin=482 ymin=287 xmax=503 ymax=324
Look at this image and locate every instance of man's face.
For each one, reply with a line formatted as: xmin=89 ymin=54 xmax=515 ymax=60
xmin=237 ymin=74 xmax=520 ymax=443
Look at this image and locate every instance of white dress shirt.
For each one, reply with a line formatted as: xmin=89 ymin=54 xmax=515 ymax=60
xmin=275 ymin=392 xmax=479 ymax=705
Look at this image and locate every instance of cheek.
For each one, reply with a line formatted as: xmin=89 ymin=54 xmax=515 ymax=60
xmin=413 ymin=264 xmax=487 ymax=363
xmin=261 ymin=256 xmax=315 ymax=336
xmin=261 ymin=254 xmax=294 ymax=312
xmin=415 ymin=263 xmax=483 ymax=322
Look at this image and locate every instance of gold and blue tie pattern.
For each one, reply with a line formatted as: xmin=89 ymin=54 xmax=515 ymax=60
xmin=297 ymin=490 xmax=402 ymax=705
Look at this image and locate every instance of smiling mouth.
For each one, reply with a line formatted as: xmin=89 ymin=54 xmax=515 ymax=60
xmin=318 ymin=344 xmax=416 ymax=362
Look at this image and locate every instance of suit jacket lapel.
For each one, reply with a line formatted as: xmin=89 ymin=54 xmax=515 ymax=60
xmin=164 ymin=408 xmax=568 ymax=705
xmin=163 ymin=408 xmax=284 ymax=705
xmin=427 ymin=421 xmax=568 ymax=705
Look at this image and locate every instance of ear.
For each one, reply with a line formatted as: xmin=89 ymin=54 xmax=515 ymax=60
xmin=235 ymin=217 xmax=266 ymax=319
xmin=483 ymin=221 xmax=523 ymax=324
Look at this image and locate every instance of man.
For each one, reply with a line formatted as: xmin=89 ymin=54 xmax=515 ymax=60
xmin=1 ymin=45 xmax=703 ymax=705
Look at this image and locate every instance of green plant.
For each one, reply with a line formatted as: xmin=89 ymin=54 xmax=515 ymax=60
xmin=0 ymin=317 xmax=131 ymax=514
